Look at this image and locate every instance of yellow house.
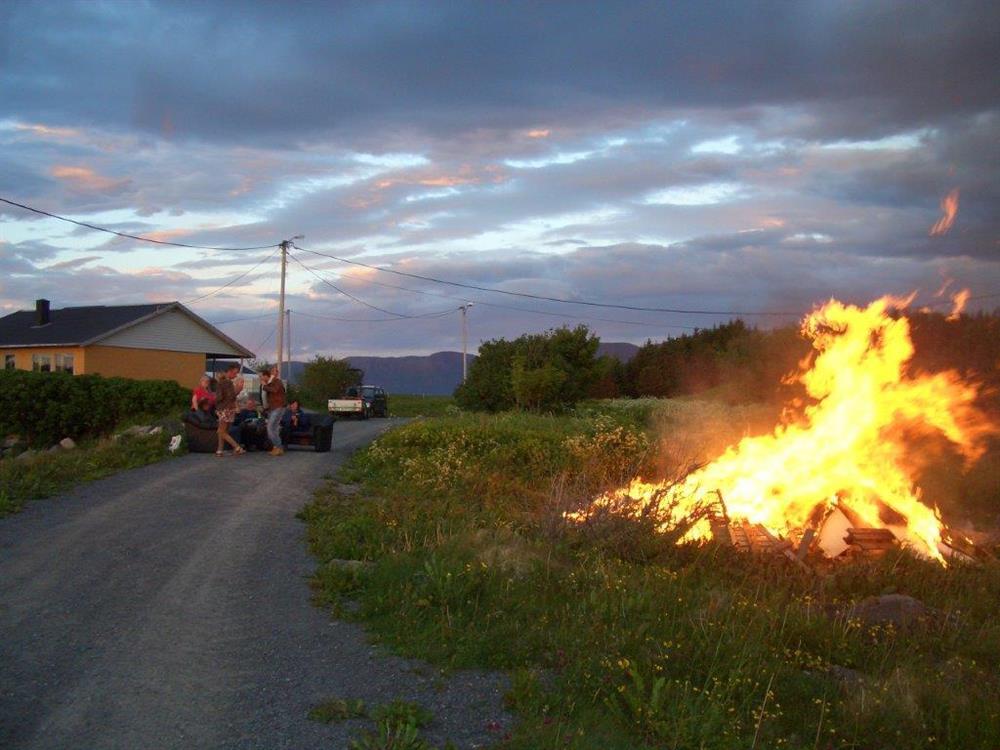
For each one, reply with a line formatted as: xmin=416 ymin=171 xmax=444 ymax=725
xmin=0 ymin=299 xmax=254 ymax=388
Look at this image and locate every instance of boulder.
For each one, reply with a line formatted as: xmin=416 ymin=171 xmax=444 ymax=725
xmin=15 ymin=449 xmax=38 ymax=462
xmin=59 ymin=437 xmax=77 ymax=450
xmin=827 ymin=665 xmax=865 ymax=685
xmin=849 ymin=594 xmax=931 ymax=628
xmin=48 ymin=444 xmax=62 ymax=453
xmin=3 ymin=435 xmax=21 ymax=449
xmin=148 ymin=426 xmax=163 ymax=435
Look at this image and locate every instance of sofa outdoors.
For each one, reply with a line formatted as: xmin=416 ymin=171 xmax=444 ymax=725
xmin=280 ymin=412 xmax=334 ymax=452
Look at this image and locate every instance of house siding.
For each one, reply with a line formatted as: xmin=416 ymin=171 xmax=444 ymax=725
xmin=99 ymin=308 xmax=245 ymax=355
xmin=84 ymin=346 xmax=205 ymax=387
xmin=3 ymin=346 xmax=87 ymax=373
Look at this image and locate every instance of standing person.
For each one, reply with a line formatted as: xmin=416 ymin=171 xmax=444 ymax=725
xmin=191 ymin=374 xmax=216 ymax=412
xmin=215 ymin=363 xmax=245 ymax=457
xmin=261 ymin=365 xmax=287 ymax=456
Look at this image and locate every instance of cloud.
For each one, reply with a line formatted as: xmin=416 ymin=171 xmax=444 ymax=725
xmin=0 ymin=1 xmax=997 ymax=358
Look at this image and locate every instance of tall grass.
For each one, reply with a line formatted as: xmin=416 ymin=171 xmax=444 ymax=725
xmin=0 ymin=433 xmax=183 ymax=516
xmin=303 ymin=404 xmax=1000 ymax=749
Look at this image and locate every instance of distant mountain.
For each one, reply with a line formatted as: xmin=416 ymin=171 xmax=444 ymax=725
xmin=347 ymin=351 xmax=466 ymax=395
xmin=597 ymin=342 xmax=640 ymax=362
xmin=282 ymin=342 xmax=640 ymax=395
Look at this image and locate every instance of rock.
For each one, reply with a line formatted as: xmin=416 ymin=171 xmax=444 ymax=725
xmin=48 ymin=444 xmax=62 ymax=453
xmin=15 ymin=449 xmax=38 ymax=462
xmin=148 ymin=426 xmax=163 ymax=435
xmin=59 ymin=437 xmax=77 ymax=450
xmin=849 ymin=594 xmax=931 ymax=628
xmin=115 ymin=425 xmax=153 ymax=440
xmin=827 ymin=665 xmax=865 ymax=685
xmin=3 ymin=435 xmax=21 ymax=449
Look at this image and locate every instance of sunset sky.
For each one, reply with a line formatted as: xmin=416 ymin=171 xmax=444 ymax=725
xmin=2 ymin=1 xmax=998 ymax=357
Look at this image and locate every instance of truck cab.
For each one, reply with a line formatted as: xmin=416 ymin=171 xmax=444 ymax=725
xmin=328 ymin=385 xmax=389 ymax=419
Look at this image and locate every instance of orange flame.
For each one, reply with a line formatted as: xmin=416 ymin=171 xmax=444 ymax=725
xmin=946 ymin=289 xmax=970 ymax=321
xmin=929 ymin=188 xmax=959 ymax=236
xmin=573 ymin=297 xmax=996 ymax=563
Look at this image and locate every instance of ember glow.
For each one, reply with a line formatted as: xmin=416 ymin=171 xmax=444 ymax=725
xmin=929 ymin=188 xmax=960 ymax=236
xmin=572 ymin=297 xmax=997 ymax=563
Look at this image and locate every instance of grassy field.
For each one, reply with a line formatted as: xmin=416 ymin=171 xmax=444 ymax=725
xmin=388 ymin=394 xmax=458 ymax=418
xmin=302 ymin=400 xmax=1000 ymax=749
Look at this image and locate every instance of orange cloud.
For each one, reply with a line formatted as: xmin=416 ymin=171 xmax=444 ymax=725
xmin=527 ymin=128 xmax=551 ymax=138
xmin=16 ymin=122 xmax=79 ymax=139
xmin=51 ymin=165 xmax=127 ymax=192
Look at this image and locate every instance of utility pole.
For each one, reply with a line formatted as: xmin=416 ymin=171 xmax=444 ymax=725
xmin=275 ymin=235 xmax=303 ymax=380
xmin=459 ymin=303 xmax=473 ymax=382
xmin=276 ymin=241 xmax=288 ymax=379
xmin=285 ymin=308 xmax=291 ymax=382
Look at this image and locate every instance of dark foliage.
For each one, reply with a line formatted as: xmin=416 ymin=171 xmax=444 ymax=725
xmin=0 ymin=370 xmax=188 ymax=447
xmin=298 ymin=355 xmax=362 ymax=408
xmin=623 ymin=320 xmax=807 ymax=403
xmin=454 ymin=325 xmax=601 ymax=412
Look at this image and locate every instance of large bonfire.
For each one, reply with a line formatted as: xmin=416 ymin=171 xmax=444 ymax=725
xmin=573 ymin=296 xmax=997 ymax=564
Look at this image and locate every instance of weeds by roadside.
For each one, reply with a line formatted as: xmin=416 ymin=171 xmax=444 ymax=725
xmin=308 ymin=696 xmax=450 ymax=749
xmin=0 ymin=432 xmax=184 ymax=516
xmin=303 ymin=405 xmax=1000 ymax=749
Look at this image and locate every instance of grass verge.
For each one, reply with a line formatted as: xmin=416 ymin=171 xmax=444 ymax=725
xmin=0 ymin=432 xmax=184 ymax=517
xmin=302 ymin=404 xmax=1000 ymax=749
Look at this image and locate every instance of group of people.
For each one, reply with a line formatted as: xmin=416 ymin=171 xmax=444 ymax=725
xmin=189 ymin=364 xmax=310 ymax=457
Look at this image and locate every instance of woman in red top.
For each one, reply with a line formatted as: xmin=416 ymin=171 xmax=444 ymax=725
xmin=191 ymin=375 xmax=217 ymax=412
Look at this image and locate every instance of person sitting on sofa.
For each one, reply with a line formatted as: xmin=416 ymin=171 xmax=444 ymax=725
xmin=186 ymin=397 xmax=217 ymax=429
xmin=279 ymin=400 xmax=311 ymax=446
xmin=229 ymin=398 xmax=261 ymax=446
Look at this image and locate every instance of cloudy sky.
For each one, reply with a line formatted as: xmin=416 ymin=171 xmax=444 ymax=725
xmin=1 ymin=1 xmax=998 ymax=358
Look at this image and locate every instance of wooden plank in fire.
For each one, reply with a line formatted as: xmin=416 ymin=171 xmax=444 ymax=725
xmin=844 ymin=527 xmax=897 ymax=553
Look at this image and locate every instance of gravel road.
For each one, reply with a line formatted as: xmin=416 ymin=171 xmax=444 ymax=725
xmin=0 ymin=419 xmax=509 ymax=749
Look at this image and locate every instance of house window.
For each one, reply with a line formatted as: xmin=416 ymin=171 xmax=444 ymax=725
xmin=32 ymin=354 xmax=52 ymax=372
xmin=55 ymin=353 xmax=75 ymax=374
xmin=3 ymin=353 xmax=13 ymax=370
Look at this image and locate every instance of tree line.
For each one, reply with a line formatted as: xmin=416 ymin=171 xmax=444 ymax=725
xmin=454 ymin=310 xmax=1000 ymax=413
xmin=283 ymin=309 xmax=1000 ymax=415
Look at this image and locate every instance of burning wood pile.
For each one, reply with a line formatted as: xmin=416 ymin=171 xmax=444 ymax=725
xmin=568 ymin=295 xmax=998 ymax=567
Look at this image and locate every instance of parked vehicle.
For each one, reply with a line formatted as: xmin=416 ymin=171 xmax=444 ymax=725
xmin=328 ymin=385 xmax=389 ymax=419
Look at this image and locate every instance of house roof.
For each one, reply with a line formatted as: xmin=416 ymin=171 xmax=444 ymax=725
xmin=0 ymin=301 xmax=254 ymax=358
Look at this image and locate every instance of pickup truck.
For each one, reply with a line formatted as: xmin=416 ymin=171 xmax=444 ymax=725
xmin=328 ymin=385 xmax=389 ymax=419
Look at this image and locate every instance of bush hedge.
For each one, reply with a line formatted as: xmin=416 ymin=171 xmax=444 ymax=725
xmin=0 ymin=370 xmax=189 ymax=448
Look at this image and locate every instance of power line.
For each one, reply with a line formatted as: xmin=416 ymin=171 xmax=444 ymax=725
xmin=296 ymin=256 xmax=698 ymax=330
xmin=293 ymin=308 xmax=457 ymax=323
xmin=210 ymin=312 xmax=276 ymax=325
xmin=0 ymin=196 xmax=280 ymax=252
xmin=183 ymin=246 xmax=281 ymax=304
xmin=288 ymin=249 xmax=457 ymax=319
xmin=292 ymin=244 xmax=801 ymax=317
xmin=253 ymin=322 xmax=278 ymax=355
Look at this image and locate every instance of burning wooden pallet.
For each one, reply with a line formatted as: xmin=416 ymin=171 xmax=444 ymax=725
xmin=842 ymin=527 xmax=897 ymax=558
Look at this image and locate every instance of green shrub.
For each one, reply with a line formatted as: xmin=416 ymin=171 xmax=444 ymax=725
xmin=455 ymin=325 xmax=601 ymax=413
xmin=0 ymin=370 xmax=188 ymax=448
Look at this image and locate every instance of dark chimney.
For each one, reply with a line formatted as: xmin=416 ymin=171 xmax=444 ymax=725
xmin=35 ymin=298 xmax=50 ymax=326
